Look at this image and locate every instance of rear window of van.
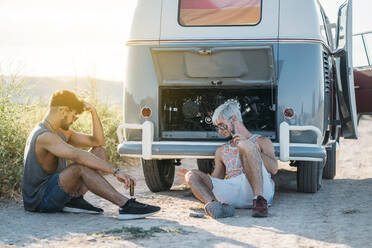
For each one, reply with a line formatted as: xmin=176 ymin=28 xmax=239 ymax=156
xmin=179 ymin=0 xmax=262 ymax=26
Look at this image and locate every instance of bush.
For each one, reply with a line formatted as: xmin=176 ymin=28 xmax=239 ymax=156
xmin=0 ymin=73 xmax=30 ymax=199
xmin=0 ymin=75 xmax=123 ymax=199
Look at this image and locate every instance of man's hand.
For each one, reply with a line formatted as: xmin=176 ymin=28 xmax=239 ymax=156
xmin=115 ymin=171 xmax=136 ymax=189
xmin=83 ymin=102 xmax=95 ymax=113
xmin=232 ymin=134 xmax=261 ymax=152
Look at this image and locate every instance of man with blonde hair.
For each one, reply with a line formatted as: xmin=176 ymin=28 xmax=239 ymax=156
xmin=22 ymin=90 xmax=160 ymax=219
xmin=185 ymin=99 xmax=278 ymax=218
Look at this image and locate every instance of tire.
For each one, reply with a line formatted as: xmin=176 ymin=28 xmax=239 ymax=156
xmin=296 ymin=161 xmax=324 ymax=193
xmin=197 ymin=159 xmax=214 ymax=174
xmin=323 ymin=142 xmax=336 ymax=179
xmin=142 ymin=159 xmax=175 ymax=192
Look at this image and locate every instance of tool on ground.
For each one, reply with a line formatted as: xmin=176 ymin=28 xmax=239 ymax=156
xmin=189 ymin=212 xmax=205 ymax=218
xmin=130 ymin=179 xmax=134 ymax=198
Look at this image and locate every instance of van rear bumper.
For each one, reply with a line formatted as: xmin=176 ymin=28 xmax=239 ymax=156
xmin=117 ymin=121 xmax=326 ymax=162
xmin=117 ymin=141 xmax=325 ymax=161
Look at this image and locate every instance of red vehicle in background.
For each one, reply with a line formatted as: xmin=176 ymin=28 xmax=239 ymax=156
xmin=353 ymin=30 xmax=372 ymax=119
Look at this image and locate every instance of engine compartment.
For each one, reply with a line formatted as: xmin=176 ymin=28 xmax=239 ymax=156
xmin=159 ymin=87 xmax=277 ymax=140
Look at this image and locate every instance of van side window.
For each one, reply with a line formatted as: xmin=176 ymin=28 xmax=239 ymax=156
xmin=337 ymin=5 xmax=347 ymax=49
xmin=363 ymin=33 xmax=372 ymax=65
xmin=179 ymin=0 xmax=262 ymax=26
xmin=316 ymin=4 xmax=330 ymax=46
xmin=353 ymin=33 xmax=372 ymax=68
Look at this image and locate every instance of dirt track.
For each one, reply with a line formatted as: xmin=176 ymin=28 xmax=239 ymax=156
xmin=1 ymin=117 xmax=372 ymax=248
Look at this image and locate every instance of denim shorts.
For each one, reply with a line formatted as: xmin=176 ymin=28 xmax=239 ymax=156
xmin=36 ymin=173 xmax=73 ymax=212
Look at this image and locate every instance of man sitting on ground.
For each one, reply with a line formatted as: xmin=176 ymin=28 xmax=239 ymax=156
xmin=22 ymin=90 xmax=160 ymax=220
xmin=185 ymin=99 xmax=278 ymax=218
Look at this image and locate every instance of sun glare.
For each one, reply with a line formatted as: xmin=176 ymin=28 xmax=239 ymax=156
xmin=0 ymin=0 xmax=371 ymax=81
xmin=0 ymin=0 xmax=137 ymax=81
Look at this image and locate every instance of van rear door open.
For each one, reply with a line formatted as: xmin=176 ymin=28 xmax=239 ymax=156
xmin=335 ymin=0 xmax=358 ymax=139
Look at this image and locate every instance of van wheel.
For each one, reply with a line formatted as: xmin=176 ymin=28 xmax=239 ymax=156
xmin=323 ymin=142 xmax=337 ymax=179
xmin=296 ymin=161 xmax=323 ymax=193
xmin=142 ymin=159 xmax=175 ymax=192
xmin=197 ymin=159 xmax=214 ymax=174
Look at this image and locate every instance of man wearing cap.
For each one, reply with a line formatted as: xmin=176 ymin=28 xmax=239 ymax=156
xmin=22 ymin=90 xmax=160 ymax=219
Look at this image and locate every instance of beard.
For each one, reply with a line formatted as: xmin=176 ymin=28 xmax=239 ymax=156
xmin=60 ymin=116 xmax=71 ymax=130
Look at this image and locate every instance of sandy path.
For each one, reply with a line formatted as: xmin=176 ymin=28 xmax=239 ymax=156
xmin=1 ymin=117 xmax=372 ymax=247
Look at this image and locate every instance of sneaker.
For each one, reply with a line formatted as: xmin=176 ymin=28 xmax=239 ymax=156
xmin=222 ymin=203 xmax=235 ymax=217
xmin=63 ymin=196 xmax=103 ymax=214
xmin=252 ymin=195 xmax=268 ymax=218
xmin=118 ymin=198 xmax=160 ymax=220
xmin=204 ymin=201 xmax=234 ymax=219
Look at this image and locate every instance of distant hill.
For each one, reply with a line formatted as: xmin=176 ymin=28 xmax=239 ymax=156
xmin=21 ymin=76 xmax=123 ymax=106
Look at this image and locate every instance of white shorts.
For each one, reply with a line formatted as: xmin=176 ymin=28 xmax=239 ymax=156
xmin=210 ymin=163 xmax=275 ymax=208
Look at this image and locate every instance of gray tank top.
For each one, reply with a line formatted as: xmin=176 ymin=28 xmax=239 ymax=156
xmin=22 ymin=123 xmax=67 ymax=211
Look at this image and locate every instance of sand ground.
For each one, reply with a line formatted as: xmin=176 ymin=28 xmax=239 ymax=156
xmin=1 ymin=117 xmax=372 ymax=248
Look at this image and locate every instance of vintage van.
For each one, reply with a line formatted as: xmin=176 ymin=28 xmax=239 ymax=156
xmin=117 ymin=0 xmax=357 ymax=193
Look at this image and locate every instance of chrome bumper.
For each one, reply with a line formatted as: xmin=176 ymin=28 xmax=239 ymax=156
xmin=117 ymin=121 xmax=326 ymax=162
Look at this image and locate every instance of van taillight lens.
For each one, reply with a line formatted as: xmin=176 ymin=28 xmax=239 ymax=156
xmin=284 ymin=108 xmax=294 ymax=119
xmin=141 ymin=107 xmax=152 ymax=118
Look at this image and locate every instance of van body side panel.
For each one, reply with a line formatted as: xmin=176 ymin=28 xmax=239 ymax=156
xmin=161 ymin=0 xmax=279 ymax=40
xmin=128 ymin=0 xmax=162 ymax=41
xmin=124 ymin=46 xmax=159 ymax=140
xmin=277 ymin=43 xmax=325 ymax=142
xmin=279 ymin=0 xmax=324 ymax=41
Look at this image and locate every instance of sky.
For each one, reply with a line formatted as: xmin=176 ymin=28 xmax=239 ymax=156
xmin=0 ymin=0 xmax=371 ymax=81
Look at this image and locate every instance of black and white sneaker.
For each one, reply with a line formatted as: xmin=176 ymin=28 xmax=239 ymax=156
xmin=118 ymin=198 xmax=160 ymax=220
xmin=63 ymin=196 xmax=103 ymax=214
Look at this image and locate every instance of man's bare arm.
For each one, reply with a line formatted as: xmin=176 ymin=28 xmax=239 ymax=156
xmin=211 ymin=147 xmax=226 ymax=179
xmin=258 ymin=137 xmax=278 ymax=175
xmin=39 ymin=132 xmax=114 ymax=174
xmin=65 ymin=102 xmax=104 ymax=148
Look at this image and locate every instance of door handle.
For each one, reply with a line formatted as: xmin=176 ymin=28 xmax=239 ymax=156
xmin=354 ymin=85 xmax=360 ymax=89
xmin=211 ymin=80 xmax=222 ymax=86
xmin=198 ymin=49 xmax=212 ymax=56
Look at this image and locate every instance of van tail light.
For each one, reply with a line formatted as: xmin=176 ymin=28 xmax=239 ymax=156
xmin=141 ymin=107 xmax=152 ymax=118
xmin=284 ymin=108 xmax=294 ymax=119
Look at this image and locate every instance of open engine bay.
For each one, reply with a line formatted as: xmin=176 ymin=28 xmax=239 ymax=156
xmin=159 ymin=87 xmax=277 ymax=140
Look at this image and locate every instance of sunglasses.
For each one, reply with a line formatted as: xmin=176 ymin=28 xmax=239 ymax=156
xmin=215 ymin=124 xmax=229 ymax=131
xmin=215 ymin=118 xmax=236 ymax=136
xmin=60 ymin=106 xmax=79 ymax=119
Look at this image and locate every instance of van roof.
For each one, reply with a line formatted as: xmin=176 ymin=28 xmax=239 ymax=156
xmin=128 ymin=0 xmax=327 ymax=44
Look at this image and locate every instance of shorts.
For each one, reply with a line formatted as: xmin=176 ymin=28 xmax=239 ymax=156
xmin=210 ymin=163 xmax=275 ymax=208
xmin=36 ymin=173 xmax=73 ymax=212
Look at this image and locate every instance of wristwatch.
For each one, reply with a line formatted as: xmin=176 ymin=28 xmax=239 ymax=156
xmin=113 ymin=168 xmax=120 ymax=176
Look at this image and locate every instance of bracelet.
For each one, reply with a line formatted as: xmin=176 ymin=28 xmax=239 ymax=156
xmin=113 ymin=168 xmax=120 ymax=176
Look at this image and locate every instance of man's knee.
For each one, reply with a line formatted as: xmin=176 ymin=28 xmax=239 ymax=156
xmin=59 ymin=164 xmax=85 ymax=194
xmin=90 ymin=146 xmax=108 ymax=161
xmin=62 ymin=164 xmax=82 ymax=176
xmin=185 ymin=169 xmax=203 ymax=186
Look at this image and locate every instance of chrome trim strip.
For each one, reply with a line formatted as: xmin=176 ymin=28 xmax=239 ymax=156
xmin=126 ymin=38 xmax=327 ymax=46
xmin=121 ymin=154 xmax=323 ymax=162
